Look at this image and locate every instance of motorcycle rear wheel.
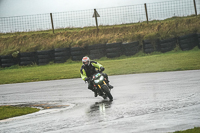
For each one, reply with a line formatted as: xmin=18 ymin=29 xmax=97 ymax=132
xmin=101 ymin=85 xmax=113 ymax=101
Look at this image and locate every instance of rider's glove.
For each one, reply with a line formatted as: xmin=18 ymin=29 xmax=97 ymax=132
xmin=85 ymin=77 xmax=90 ymax=82
xmin=100 ymin=67 xmax=105 ymax=72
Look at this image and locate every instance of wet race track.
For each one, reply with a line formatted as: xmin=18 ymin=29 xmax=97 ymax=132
xmin=0 ymin=70 xmax=200 ymax=133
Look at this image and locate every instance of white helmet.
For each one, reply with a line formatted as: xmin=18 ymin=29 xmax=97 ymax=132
xmin=82 ymin=56 xmax=90 ymax=66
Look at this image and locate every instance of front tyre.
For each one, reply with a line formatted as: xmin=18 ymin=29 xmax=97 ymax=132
xmin=101 ymin=84 xmax=113 ymax=101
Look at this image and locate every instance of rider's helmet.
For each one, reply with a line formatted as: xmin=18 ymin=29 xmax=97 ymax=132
xmin=82 ymin=56 xmax=90 ymax=66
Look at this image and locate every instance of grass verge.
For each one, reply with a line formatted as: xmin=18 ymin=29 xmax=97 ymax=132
xmin=0 ymin=106 xmax=40 ymax=120
xmin=0 ymin=47 xmax=200 ymax=85
xmin=174 ymin=127 xmax=200 ymax=133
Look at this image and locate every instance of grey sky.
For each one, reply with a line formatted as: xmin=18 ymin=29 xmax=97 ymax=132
xmin=0 ymin=0 xmax=168 ymax=17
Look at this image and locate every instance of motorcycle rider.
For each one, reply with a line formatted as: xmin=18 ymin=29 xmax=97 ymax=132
xmin=80 ymin=56 xmax=113 ymax=97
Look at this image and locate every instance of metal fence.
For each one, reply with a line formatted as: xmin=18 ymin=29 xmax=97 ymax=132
xmin=0 ymin=0 xmax=199 ymax=33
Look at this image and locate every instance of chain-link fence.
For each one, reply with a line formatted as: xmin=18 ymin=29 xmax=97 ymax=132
xmin=0 ymin=0 xmax=199 ymax=33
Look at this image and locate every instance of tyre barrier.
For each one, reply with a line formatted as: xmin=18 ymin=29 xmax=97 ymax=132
xmin=19 ymin=52 xmax=37 ymax=66
xmin=54 ymin=48 xmax=70 ymax=63
xmin=178 ymin=33 xmax=198 ymax=51
xmin=88 ymin=44 xmax=106 ymax=59
xmin=159 ymin=38 xmax=177 ymax=53
xmin=143 ymin=40 xmax=154 ymax=54
xmin=37 ymin=50 xmax=54 ymax=65
xmin=71 ymin=47 xmax=87 ymax=61
xmin=0 ymin=56 xmax=1 ymax=67
xmin=0 ymin=55 xmax=18 ymax=67
xmin=143 ymin=40 xmax=160 ymax=54
xmin=122 ymin=41 xmax=141 ymax=56
xmin=198 ymin=34 xmax=200 ymax=49
xmin=1 ymin=33 xmax=199 ymax=68
xmin=106 ymin=42 xmax=122 ymax=58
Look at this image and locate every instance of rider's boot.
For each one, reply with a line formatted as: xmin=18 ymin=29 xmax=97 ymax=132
xmin=91 ymin=88 xmax=98 ymax=97
xmin=106 ymin=81 xmax=113 ymax=89
xmin=94 ymin=90 xmax=98 ymax=97
xmin=102 ymin=73 xmax=114 ymax=89
xmin=107 ymin=83 xmax=113 ymax=89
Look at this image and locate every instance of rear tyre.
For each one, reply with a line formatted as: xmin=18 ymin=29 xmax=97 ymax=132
xmin=101 ymin=84 xmax=113 ymax=101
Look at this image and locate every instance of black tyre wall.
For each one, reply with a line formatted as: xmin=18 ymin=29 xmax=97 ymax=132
xmin=19 ymin=52 xmax=37 ymax=66
xmin=198 ymin=34 xmax=200 ymax=49
xmin=88 ymin=44 xmax=106 ymax=59
xmin=122 ymin=41 xmax=140 ymax=56
xmin=70 ymin=47 xmax=87 ymax=61
xmin=143 ymin=40 xmax=160 ymax=54
xmin=143 ymin=40 xmax=155 ymax=54
xmin=178 ymin=33 xmax=196 ymax=40
xmin=178 ymin=33 xmax=198 ymax=51
xmin=37 ymin=50 xmax=54 ymax=65
xmin=54 ymin=48 xmax=70 ymax=63
xmin=106 ymin=42 xmax=122 ymax=58
xmin=159 ymin=38 xmax=177 ymax=53
xmin=1 ymin=55 xmax=18 ymax=67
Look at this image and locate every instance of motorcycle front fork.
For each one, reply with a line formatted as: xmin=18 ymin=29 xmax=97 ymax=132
xmin=94 ymin=81 xmax=106 ymax=89
xmin=93 ymin=81 xmax=107 ymax=96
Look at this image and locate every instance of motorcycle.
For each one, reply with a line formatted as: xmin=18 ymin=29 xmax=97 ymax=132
xmin=91 ymin=71 xmax=113 ymax=101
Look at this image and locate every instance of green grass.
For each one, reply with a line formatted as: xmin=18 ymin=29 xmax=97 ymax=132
xmin=174 ymin=127 xmax=200 ymax=133
xmin=0 ymin=47 xmax=200 ymax=85
xmin=0 ymin=106 xmax=40 ymax=120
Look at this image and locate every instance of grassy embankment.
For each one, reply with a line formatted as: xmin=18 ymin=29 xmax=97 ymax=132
xmin=0 ymin=106 xmax=39 ymax=120
xmin=0 ymin=15 xmax=200 ymax=55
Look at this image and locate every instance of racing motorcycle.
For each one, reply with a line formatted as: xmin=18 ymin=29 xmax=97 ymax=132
xmin=91 ymin=72 xmax=113 ymax=101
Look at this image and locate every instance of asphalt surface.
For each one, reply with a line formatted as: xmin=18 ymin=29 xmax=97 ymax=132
xmin=0 ymin=70 xmax=200 ymax=133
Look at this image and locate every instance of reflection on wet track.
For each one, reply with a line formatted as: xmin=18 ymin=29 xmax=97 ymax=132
xmin=89 ymin=101 xmax=112 ymax=113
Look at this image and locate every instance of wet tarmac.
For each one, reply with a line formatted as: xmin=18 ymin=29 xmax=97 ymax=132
xmin=0 ymin=70 xmax=200 ymax=133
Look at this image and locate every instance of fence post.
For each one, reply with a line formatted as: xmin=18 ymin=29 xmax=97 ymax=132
xmin=94 ymin=9 xmax=99 ymax=31
xmin=144 ymin=3 xmax=149 ymax=24
xmin=193 ymin=0 xmax=197 ymax=17
xmin=50 ymin=13 xmax=54 ymax=34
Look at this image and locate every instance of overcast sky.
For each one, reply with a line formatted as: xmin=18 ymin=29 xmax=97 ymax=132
xmin=0 ymin=0 xmax=169 ymax=17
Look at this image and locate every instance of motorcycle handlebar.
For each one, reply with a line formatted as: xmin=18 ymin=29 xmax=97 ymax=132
xmin=97 ymin=70 xmax=102 ymax=73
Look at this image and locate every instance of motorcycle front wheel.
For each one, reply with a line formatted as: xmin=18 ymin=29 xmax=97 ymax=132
xmin=101 ymin=84 xmax=113 ymax=101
